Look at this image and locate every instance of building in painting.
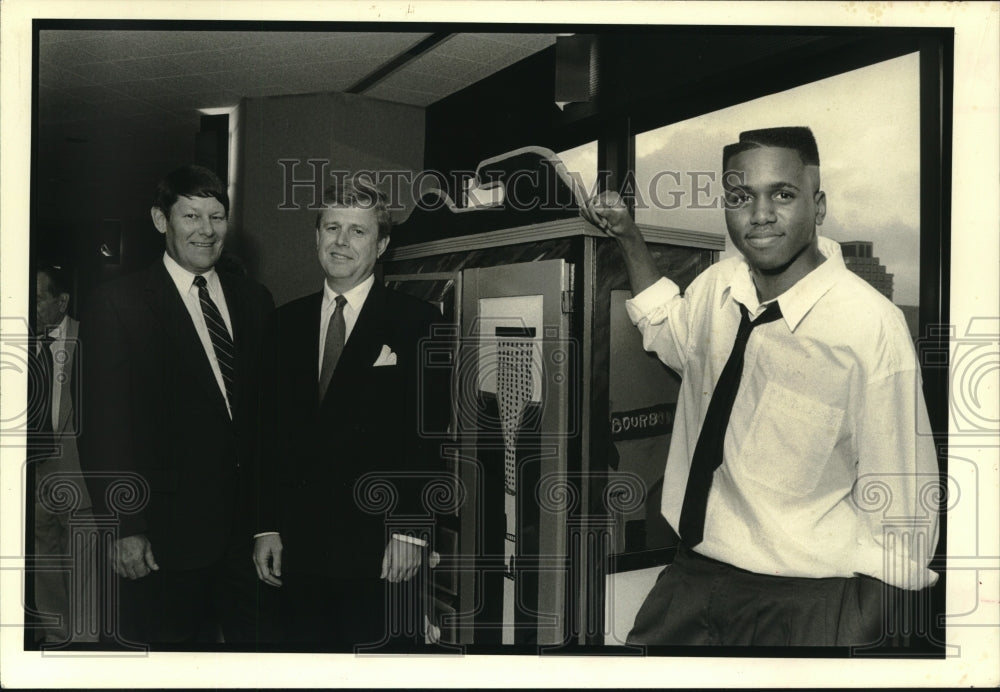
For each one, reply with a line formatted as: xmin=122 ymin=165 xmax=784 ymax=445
xmin=840 ymin=240 xmax=894 ymax=301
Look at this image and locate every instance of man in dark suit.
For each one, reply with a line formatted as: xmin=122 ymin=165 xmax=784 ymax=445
xmin=79 ymin=165 xmax=274 ymax=645
xmin=31 ymin=266 xmax=98 ymax=643
xmin=252 ymin=177 xmax=449 ymax=649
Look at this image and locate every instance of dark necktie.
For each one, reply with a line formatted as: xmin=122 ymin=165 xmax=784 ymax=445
xmin=29 ymin=333 xmax=55 ymax=433
xmin=318 ymin=295 xmax=347 ymax=401
xmin=193 ymin=275 xmax=235 ymax=410
xmin=678 ymin=301 xmax=784 ymax=547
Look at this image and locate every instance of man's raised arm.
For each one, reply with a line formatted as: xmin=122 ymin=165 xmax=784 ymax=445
xmin=580 ymin=190 xmax=661 ymax=295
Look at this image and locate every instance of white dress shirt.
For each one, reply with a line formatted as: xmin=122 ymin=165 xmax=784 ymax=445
xmin=40 ymin=314 xmax=72 ymax=431
xmin=626 ymin=236 xmax=939 ymax=590
xmin=317 ymin=273 xmax=374 ymax=375
xmin=162 ymin=253 xmax=234 ymax=416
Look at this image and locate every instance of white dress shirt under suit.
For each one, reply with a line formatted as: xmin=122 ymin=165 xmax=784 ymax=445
xmin=163 ymin=252 xmax=234 ymax=416
xmin=41 ymin=315 xmax=72 ymax=431
xmin=317 ymin=274 xmax=374 ymax=374
xmin=625 ymin=236 xmax=939 ymax=590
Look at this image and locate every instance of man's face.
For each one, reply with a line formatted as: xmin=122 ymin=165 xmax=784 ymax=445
xmin=36 ymin=272 xmax=67 ymax=332
xmin=152 ymin=195 xmax=228 ymax=274
xmin=723 ymin=146 xmax=826 ymax=274
xmin=315 ymin=206 xmax=389 ymax=292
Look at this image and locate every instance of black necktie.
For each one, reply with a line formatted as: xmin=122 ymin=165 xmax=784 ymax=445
xmin=318 ymin=295 xmax=347 ymax=401
xmin=678 ymin=301 xmax=784 ymax=547
xmin=29 ymin=334 xmax=55 ymax=433
xmin=193 ymin=275 xmax=235 ymax=410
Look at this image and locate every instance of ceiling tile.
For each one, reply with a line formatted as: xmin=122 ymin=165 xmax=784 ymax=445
xmin=223 ymin=42 xmax=332 ymax=70
xmin=111 ymin=56 xmax=191 ymax=81
xmin=434 ymin=33 xmax=523 ymax=64
xmin=374 ymin=68 xmax=466 ymax=96
xmin=37 ymin=64 xmax=95 ymax=89
xmin=34 ymin=30 xmax=557 ymax=134
xmin=160 ymin=48 xmax=236 ymax=75
xmin=308 ymin=32 xmax=433 ymax=60
xmin=38 ymin=39 xmax=102 ymax=65
xmin=199 ymin=66 xmax=293 ymax=93
xmin=116 ymin=30 xmax=267 ymax=55
xmin=39 ymin=29 xmax=118 ymax=44
xmin=363 ymin=85 xmax=437 ymax=108
xmin=55 ymin=33 xmax=147 ymax=64
xmin=398 ymin=50 xmax=496 ymax=83
xmin=279 ymin=61 xmax=374 ymax=94
xmin=481 ymin=33 xmax=558 ymax=51
xmin=165 ymin=44 xmax=324 ymax=75
xmin=65 ymin=61 xmax=134 ymax=86
xmin=121 ymin=73 xmax=225 ymax=97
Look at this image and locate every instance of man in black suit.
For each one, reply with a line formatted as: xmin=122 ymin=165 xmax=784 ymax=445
xmin=31 ymin=266 xmax=98 ymax=643
xmin=252 ymin=177 xmax=449 ymax=649
xmin=79 ymin=165 xmax=274 ymax=645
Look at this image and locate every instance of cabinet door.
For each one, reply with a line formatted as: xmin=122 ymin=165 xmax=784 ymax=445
xmin=383 ymin=271 xmax=463 ymax=646
xmin=457 ymin=259 xmax=574 ymax=646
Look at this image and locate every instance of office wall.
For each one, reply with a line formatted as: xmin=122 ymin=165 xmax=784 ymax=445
xmin=34 ymin=116 xmax=203 ymax=302
xmin=237 ymin=91 xmax=424 ymax=305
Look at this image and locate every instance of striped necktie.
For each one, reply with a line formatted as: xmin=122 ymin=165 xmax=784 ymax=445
xmin=193 ymin=275 xmax=235 ymax=411
xmin=29 ymin=333 xmax=55 ymax=433
xmin=678 ymin=301 xmax=783 ymax=547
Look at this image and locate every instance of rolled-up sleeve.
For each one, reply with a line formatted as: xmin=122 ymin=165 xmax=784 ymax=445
xmin=624 ymin=276 xmax=690 ymax=373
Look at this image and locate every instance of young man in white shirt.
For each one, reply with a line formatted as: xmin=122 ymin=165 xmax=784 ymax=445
xmin=581 ymin=126 xmax=939 ymax=646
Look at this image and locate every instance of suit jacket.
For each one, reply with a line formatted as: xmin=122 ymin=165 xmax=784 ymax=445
xmin=36 ymin=316 xmax=92 ymax=512
xmin=257 ymin=280 xmax=450 ymax=579
xmin=78 ymin=261 xmax=274 ymax=570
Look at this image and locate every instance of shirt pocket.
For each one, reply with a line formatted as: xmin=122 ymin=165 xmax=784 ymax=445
xmin=735 ymin=381 xmax=845 ymax=497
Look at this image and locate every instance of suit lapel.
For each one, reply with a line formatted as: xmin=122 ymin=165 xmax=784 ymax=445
xmin=300 ymin=291 xmax=323 ymax=408
xmin=219 ymin=273 xmax=249 ymax=408
xmin=144 ymin=263 xmax=230 ymax=420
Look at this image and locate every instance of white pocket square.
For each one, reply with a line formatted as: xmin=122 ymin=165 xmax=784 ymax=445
xmin=373 ymin=344 xmax=397 ymax=367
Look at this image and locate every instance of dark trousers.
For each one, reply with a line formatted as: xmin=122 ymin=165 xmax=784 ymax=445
xmin=275 ymin=571 xmax=427 ymax=652
xmin=627 ymin=545 xmax=899 ymax=647
xmin=112 ymin=541 xmax=270 ymax=647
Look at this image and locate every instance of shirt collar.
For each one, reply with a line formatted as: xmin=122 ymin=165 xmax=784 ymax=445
xmin=44 ymin=314 xmax=70 ymax=340
xmin=323 ymin=273 xmax=375 ymax=313
xmin=722 ymin=236 xmax=847 ymax=332
xmin=163 ymin=252 xmax=220 ymax=295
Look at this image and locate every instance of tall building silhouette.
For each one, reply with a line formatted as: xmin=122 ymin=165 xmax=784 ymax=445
xmin=840 ymin=240 xmax=893 ymax=301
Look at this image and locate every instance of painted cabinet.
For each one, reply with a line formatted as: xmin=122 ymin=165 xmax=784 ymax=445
xmin=383 ymin=215 xmax=723 ymax=647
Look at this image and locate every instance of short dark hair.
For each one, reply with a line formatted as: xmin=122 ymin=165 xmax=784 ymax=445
xmin=723 ymin=126 xmax=820 ymax=172
xmin=152 ymin=164 xmax=229 ymax=216
xmin=36 ymin=265 xmax=71 ymax=298
xmin=315 ymin=175 xmax=392 ymax=240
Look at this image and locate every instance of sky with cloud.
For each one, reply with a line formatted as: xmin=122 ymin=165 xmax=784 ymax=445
xmin=560 ymin=52 xmax=922 ymax=306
